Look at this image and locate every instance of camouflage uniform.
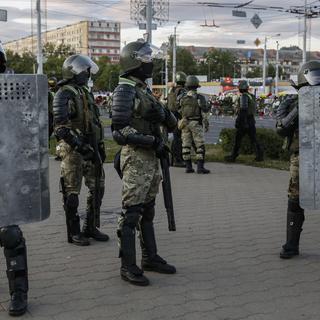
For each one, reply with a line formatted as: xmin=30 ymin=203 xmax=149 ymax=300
xmin=54 ymin=83 xmax=108 ymax=245
xmin=167 ymin=85 xmax=186 ymax=166
xmin=276 ymin=94 xmax=304 ymax=259
xmin=112 ymin=73 xmax=177 ymax=285
xmin=178 ymin=90 xmax=209 ymax=162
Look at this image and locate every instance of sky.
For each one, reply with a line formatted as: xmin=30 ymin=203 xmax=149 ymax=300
xmin=1 ymin=0 xmax=320 ymax=51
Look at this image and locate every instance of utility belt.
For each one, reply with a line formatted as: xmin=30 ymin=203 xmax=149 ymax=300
xmin=186 ymin=117 xmax=201 ymax=121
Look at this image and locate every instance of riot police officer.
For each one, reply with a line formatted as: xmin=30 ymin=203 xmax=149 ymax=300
xmin=112 ymin=40 xmax=177 ymax=286
xmin=178 ymin=75 xmax=211 ymax=174
xmin=167 ymin=71 xmax=187 ymax=167
xmin=53 ymin=54 xmax=109 ymax=246
xmin=48 ymin=76 xmax=58 ymax=138
xmin=225 ymin=80 xmax=264 ymax=162
xmin=277 ymin=60 xmax=320 ymax=259
xmin=0 ymin=43 xmax=28 ymax=316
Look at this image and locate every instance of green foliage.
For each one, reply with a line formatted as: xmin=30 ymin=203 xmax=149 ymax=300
xmin=246 ymin=67 xmax=262 ymax=78
xmin=43 ymin=43 xmax=75 ymax=79
xmin=93 ymin=56 xmax=120 ymax=91
xmin=6 ymin=50 xmax=36 ymax=73
xmin=204 ymin=48 xmax=238 ymax=79
xmin=219 ymin=128 xmax=290 ymax=160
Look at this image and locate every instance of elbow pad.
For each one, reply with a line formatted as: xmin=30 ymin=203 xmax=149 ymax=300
xmin=113 ymin=130 xmax=155 ymax=148
xmin=276 ymin=106 xmax=298 ymax=138
xmin=55 ymin=127 xmax=82 ymax=149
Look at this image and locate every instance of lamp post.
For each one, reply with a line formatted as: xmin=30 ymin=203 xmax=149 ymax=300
xmin=275 ymin=41 xmax=280 ymax=96
xmin=172 ymin=21 xmax=180 ymax=84
xmin=263 ymin=33 xmax=280 ymax=94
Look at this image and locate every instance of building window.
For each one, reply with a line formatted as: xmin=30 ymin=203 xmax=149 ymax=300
xmin=91 ymin=22 xmax=93 ymax=27
xmin=107 ymin=23 xmax=109 ymax=27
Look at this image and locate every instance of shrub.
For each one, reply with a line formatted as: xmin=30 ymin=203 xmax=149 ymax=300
xmin=219 ymin=128 xmax=290 ymax=160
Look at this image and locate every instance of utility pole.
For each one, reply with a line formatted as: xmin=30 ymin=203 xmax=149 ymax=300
xmin=172 ymin=21 xmax=180 ymax=84
xmin=36 ymin=0 xmax=43 ymax=74
xmin=165 ymin=44 xmax=169 ymax=98
xmin=146 ymin=0 xmax=152 ymax=44
xmin=302 ymin=0 xmax=307 ymax=63
xmin=275 ymin=41 xmax=279 ymax=96
xmin=262 ymin=36 xmax=267 ymax=94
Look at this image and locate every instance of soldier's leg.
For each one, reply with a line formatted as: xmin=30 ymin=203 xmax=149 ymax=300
xmin=118 ymin=146 xmax=155 ymax=286
xmin=248 ymin=124 xmax=264 ymax=161
xmin=83 ymin=162 xmax=109 ymax=241
xmin=280 ymin=153 xmax=304 ymax=259
xmin=57 ymin=142 xmax=89 ymax=246
xmin=190 ymin=121 xmax=210 ymax=174
xmin=181 ymin=126 xmax=194 ymax=173
xmin=225 ymin=128 xmax=244 ymax=162
xmin=0 ymin=225 xmax=28 ymax=316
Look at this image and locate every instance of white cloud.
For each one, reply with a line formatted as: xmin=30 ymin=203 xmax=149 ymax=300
xmin=1 ymin=0 xmax=320 ymax=51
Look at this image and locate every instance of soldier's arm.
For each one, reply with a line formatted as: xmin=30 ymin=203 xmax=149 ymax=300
xmin=53 ymin=88 xmax=92 ymax=153
xmin=276 ymin=96 xmax=298 ymax=137
xmin=111 ymin=84 xmax=156 ymax=148
xmin=197 ymin=94 xmax=211 ymax=113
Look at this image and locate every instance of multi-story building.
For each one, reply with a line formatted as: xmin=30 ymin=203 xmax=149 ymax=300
xmin=182 ymin=45 xmax=318 ymax=79
xmin=4 ymin=20 xmax=121 ymax=63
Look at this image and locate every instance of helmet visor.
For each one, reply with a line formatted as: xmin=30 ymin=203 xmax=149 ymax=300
xmin=134 ymin=43 xmax=164 ymax=63
xmin=304 ymin=68 xmax=320 ymax=86
xmin=68 ymin=55 xmax=99 ymax=75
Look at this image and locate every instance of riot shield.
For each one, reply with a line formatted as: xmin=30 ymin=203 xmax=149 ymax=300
xmin=299 ymin=86 xmax=320 ymax=210
xmin=0 ymin=74 xmax=50 ymax=225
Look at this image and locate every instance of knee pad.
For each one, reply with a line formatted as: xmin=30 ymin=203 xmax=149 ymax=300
xmin=120 ymin=205 xmax=142 ymax=229
xmin=0 ymin=225 xmax=23 ymax=250
xmin=142 ymin=201 xmax=155 ymax=222
xmin=65 ymin=194 xmax=79 ymax=210
xmin=196 ymin=144 xmax=205 ymax=154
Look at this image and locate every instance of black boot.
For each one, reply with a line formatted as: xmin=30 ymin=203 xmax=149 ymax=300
xmin=68 ymin=216 xmax=90 ymax=246
xmin=196 ymin=160 xmax=210 ymax=174
xmin=255 ymin=145 xmax=264 ymax=162
xmin=82 ymin=190 xmax=109 ymax=241
xmin=185 ymin=160 xmax=195 ymax=173
xmin=280 ymin=199 xmax=305 ymax=259
xmin=64 ymin=194 xmax=90 ymax=246
xmin=118 ymin=206 xmax=149 ymax=286
xmin=140 ymin=202 xmax=176 ymax=274
xmin=2 ymin=227 xmax=28 ymax=316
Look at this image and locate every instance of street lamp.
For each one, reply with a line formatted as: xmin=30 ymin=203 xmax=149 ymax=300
xmin=172 ymin=21 xmax=181 ymax=84
xmin=263 ymin=33 xmax=281 ymax=94
xmin=275 ymin=41 xmax=280 ymax=96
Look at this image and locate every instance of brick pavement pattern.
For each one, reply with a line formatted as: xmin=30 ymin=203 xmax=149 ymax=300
xmin=1 ymin=159 xmax=320 ymax=320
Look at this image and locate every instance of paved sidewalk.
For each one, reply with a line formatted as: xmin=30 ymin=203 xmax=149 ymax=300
xmin=1 ymin=160 xmax=320 ymax=320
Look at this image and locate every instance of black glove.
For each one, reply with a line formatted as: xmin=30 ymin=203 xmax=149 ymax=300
xmin=143 ymin=104 xmax=166 ymax=123
xmin=76 ymin=143 xmax=95 ymax=161
xmin=98 ymin=142 xmax=106 ymax=162
xmin=153 ymin=138 xmax=169 ymax=159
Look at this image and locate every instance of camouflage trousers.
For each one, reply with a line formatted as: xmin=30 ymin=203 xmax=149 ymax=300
xmin=181 ymin=120 xmax=205 ymax=161
xmin=56 ymin=141 xmax=105 ymax=196
xmin=288 ymin=152 xmax=299 ymax=201
xmin=120 ymin=145 xmax=161 ymax=208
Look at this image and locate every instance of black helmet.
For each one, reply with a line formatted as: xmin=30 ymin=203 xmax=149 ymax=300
xmin=62 ymin=54 xmax=99 ymax=85
xmin=297 ymin=60 xmax=320 ymax=87
xmin=238 ymin=80 xmax=249 ymax=90
xmin=185 ymin=75 xmax=200 ymax=89
xmin=175 ymin=71 xmax=187 ymax=85
xmin=120 ymin=39 xmax=157 ymax=78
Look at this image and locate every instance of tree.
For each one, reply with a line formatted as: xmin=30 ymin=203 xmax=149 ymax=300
xmin=6 ymin=50 xmax=36 ymax=73
xmin=203 ymin=48 xmax=238 ymax=80
xmin=246 ymin=67 xmax=262 ymax=78
xmin=93 ymin=56 xmax=120 ymax=91
xmin=43 ymin=43 xmax=75 ymax=79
